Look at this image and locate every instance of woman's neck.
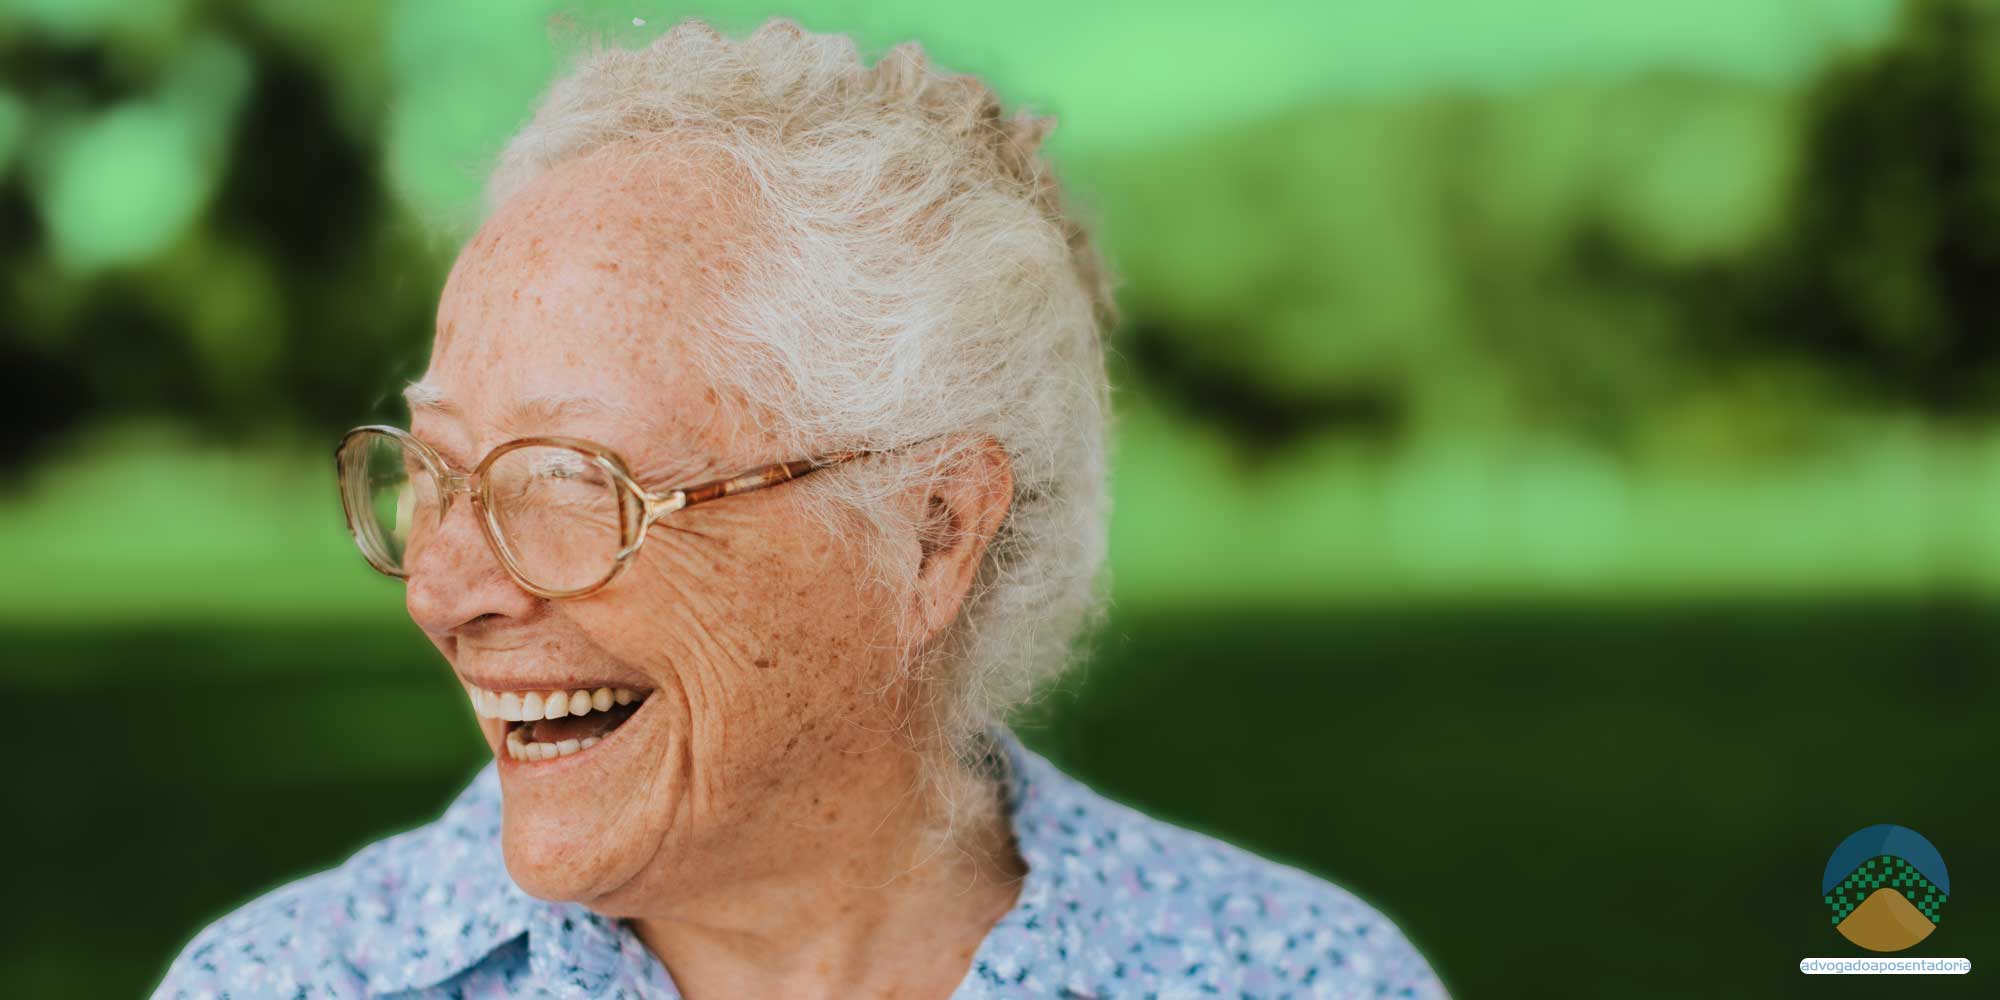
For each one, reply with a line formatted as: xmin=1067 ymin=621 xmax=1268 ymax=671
xmin=626 ymin=748 xmax=1027 ymax=1000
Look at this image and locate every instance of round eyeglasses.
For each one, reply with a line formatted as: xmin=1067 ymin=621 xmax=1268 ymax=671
xmin=336 ymin=425 xmax=860 ymax=599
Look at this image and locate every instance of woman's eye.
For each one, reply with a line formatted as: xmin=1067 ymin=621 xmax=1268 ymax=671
xmin=532 ymin=454 xmax=608 ymax=487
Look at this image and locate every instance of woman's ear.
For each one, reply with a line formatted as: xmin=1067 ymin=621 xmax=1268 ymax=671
xmin=902 ymin=435 xmax=1013 ymax=645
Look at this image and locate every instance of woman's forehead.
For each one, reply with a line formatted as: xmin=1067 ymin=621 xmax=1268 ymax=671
xmin=436 ymin=232 xmax=700 ymax=370
xmin=415 ymin=249 xmax=726 ymax=435
xmin=419 ymin=146 xmax=765 ymax=472
xmin=420 ymin=302 xmax=706 ymax=450
xmin=438 ymin=144 xmax=738 ymax=350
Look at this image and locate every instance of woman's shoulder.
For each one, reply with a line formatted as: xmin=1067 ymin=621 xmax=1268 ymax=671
xmin=995 ymin=736 xmax=1450 ymax=998
xmin=151 ymin=764 xmax=519 ymax=999
xmin=151 ymin=863 xmax=371 ymax=999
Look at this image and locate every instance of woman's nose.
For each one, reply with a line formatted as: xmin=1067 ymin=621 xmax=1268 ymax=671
xmin=403 ymin=495 xmax=538 ymax=636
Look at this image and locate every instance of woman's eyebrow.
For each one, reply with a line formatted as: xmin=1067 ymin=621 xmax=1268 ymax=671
xmin=401 ymin=379 xmax=460 ymax=420
xmin=505 ymin=391 xmax=632 ymax=425
xmin=402 ymin=382 xmax=636 ymax=427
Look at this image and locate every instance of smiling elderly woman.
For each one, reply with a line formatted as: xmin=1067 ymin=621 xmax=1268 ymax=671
xmin=156 ymin=18 xmax=1443 ymax=1000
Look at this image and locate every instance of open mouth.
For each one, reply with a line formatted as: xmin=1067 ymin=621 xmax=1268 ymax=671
xmin=464 ymin=683 xmax=651 ymax=762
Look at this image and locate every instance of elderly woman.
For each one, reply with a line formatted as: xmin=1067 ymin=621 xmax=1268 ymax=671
xmin=156 ymin=18 xmax=1443 ymax=1000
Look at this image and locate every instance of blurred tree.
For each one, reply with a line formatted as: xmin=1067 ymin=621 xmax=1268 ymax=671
xmin=1677 ymin=0 xmax=2000 ymax=607
xmin=0 ymin=11 xmax=441 ymax=478
xmin=1727 ymin=0 xmax=2000 ymax=414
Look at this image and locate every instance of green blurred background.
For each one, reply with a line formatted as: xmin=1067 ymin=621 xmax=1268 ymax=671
xmin=3 ymin=0 xmax=1997 ymax=996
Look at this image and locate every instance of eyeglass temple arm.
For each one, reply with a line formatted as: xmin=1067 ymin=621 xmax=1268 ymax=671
xmin=675 ymin=451 xmax=865 ymax=508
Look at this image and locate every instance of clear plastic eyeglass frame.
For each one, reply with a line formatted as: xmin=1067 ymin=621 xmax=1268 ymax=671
xmin=336 ymin=424 xmax=861 ymax=600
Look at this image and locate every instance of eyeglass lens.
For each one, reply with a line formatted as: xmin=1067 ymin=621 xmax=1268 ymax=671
xmin=339 ymin=431 xmax=630 ymax=593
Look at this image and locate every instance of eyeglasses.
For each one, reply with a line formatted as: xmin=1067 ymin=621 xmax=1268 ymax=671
xmin=336 ymin=425 xmax=861 ymax=599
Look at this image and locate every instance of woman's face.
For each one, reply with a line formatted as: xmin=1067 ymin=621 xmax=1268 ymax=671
xmin=403 ymin=149 xmax=915 ymax=910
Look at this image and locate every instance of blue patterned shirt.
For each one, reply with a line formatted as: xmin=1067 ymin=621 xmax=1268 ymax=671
xmin=155 ymin=726 xmax=1448 ymax=998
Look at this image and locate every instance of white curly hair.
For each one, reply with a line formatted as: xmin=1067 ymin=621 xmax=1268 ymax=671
xmin=483 ymin=16 xmax=1120 ymax=838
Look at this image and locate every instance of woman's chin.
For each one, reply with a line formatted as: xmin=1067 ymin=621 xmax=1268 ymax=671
xmin=500 ymin=820 xmax=633 ymax=902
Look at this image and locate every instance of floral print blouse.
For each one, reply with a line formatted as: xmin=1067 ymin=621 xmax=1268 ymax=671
xmin=155 ymin=725 xmax=1448 ymax=998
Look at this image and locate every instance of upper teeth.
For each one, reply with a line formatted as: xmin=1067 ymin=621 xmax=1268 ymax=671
xmin=464 ymin=683 xmax=638 ymax=722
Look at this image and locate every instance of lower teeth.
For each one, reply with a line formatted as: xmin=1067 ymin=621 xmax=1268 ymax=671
xmin=504 ymin=696 xmax=643 ymax=762
xmin=506 ymin=730 xmax=599 ymax=761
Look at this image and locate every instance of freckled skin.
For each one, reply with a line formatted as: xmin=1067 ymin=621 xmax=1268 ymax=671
xmin=402 ymin=144 xmax=1023 ymax=999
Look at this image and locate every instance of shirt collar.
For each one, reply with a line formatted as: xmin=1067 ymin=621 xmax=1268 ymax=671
xmin=956 ymin=725 xmax=1105 ymax=994
xmin=350 ymin=724 xmax=1078 ymax=997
